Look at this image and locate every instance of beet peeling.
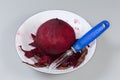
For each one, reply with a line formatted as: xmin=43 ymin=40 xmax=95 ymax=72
xmin=20 ymin=18 xmax=88 ymax=69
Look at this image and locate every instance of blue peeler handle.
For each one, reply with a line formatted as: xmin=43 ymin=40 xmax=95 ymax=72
xmin=72 ymin=20 xmax=110 ymax=53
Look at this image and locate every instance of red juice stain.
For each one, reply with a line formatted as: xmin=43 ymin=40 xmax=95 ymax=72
xmin=74 ymin=19 xmax=80 ymax=24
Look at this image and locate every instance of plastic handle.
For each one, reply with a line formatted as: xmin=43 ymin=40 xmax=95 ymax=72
xmin=72 ymin=20 xmax=110 ymax=53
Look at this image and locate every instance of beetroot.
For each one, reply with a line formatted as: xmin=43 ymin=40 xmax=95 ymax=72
xmin=20 ymin=18 xmax=88 ymax=69
xmin=35 ymin=18 xmax=76 ymax=55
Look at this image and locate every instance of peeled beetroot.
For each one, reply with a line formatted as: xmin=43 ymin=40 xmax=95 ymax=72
xmin=20 ymin=18 xmax=88 ymax=69
xmin=35 ymin=18 xmax=76 ymax=55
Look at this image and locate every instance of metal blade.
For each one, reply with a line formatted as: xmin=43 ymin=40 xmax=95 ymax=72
xmin=49 ymin=49 xmax=73 ymax=70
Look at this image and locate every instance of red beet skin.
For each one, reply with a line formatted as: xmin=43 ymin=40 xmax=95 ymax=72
xmin=35 ymin=18 xmax=76 ymax=55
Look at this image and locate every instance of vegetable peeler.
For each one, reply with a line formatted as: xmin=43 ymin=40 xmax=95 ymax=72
xmin=49 ymin=20 xmax=110 ymax=69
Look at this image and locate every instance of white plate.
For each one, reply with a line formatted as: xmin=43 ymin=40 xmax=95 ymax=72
xmin=15 ymin=10 xmax=96 ymax=74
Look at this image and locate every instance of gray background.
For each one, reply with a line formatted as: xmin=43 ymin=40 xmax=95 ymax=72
xmin=0 ymin=0 xmax=119 ymax=80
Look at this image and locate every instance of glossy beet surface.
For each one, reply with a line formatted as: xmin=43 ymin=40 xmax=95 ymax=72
xmin=35 ymin=18 xmax=76 ymax=55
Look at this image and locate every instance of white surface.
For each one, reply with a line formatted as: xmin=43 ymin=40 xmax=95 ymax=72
xmin=0 ymin=0 xmax=120 ymax=80
xmin=16 ymin=10 xmax=96 ymax=74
